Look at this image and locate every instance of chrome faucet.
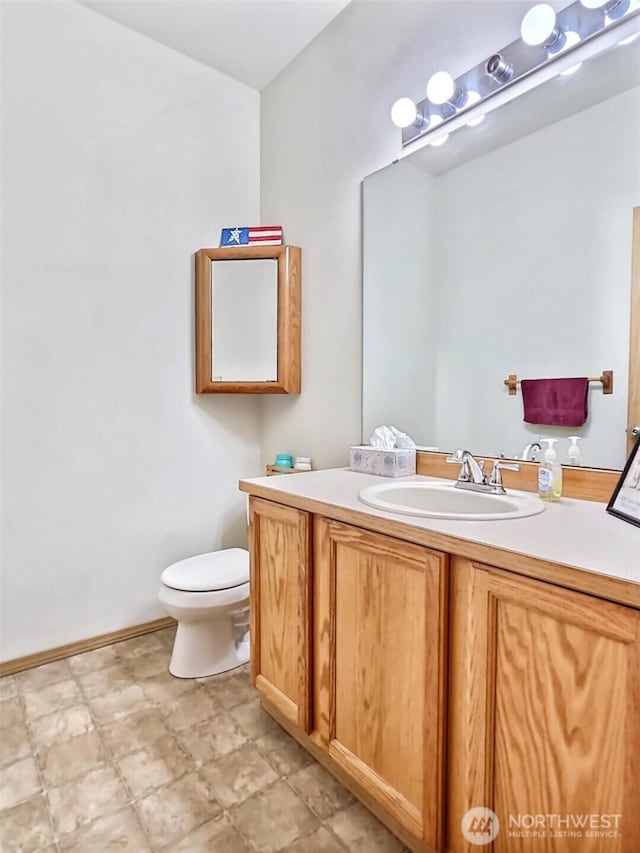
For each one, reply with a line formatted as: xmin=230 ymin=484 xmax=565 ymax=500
xmin=446 ymin=449 xmax=519 ymax=495
xmin=521 ymin=442 xmax=542 ymax=462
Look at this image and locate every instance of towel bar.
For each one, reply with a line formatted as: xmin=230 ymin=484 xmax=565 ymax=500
xmin=504 ymin=370 xmax=613 ymax=396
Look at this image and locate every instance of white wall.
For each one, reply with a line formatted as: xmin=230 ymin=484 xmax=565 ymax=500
xmin=0 ymin=1 xmax=262 ymax=660
xmin=259 ymin=0 xmax=537 ymax=468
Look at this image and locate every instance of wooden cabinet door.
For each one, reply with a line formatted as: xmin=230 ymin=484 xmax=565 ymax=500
xmin=313 ymin=517 xmax=448 ymax=849
xmin=249 ymin=497 xmax=311 ymax=732
xmin=447 ymin=556 xmax=640 ymax=853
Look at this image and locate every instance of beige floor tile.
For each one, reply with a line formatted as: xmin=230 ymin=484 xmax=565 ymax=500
xmin=77 ymin=662 xmax=134 ymax=699
xmin=58 ymin=806 xmax=152 ymax=851
xmin=89 ymin=684 xmax=150 ymax=724
xmin=37 ymin=729 xmax=109 ymax=787
xmin=0 ymin=675 xmax=17 ymax=700
xmin=115 ymin=633 xmax=165 ymax=660
xmin=135 ymin=770 xmax=222 ymax=848
xmin=177 ymin=712 xmax=248 ymax=765
xmin=255 ymin=727 xmax=314 ymax=776
xmin=155 ymin=625 xmax=177 ymax=647
xmin=0 ymin=720 xmax=31 ymax=768
xmin=29 ymin=704 xmax=94 ymax=751
xmin=125 ymin=649 xmax=171 ymax=681
xmin=139 ymin=671 xmax=200 ymax=705
xmin=283 ymin=826 xmax=348 ymax=853
xmin=15 ymin=659 xmax=72 ymax=691
xmin=47 ymin=764 xmax=129 ymax=836
xmin=200 ymin=743 xmax=278 ymax=808
xmin=0 ymin=794 xmax=55 ymax=853
xmin=201 ymin=671 xmax=258 ymax=710
xmin=0 ymin=756 xmax=42 ymax=809
xmin=287 ymin=763 xmax=355 ymax=819
xmin=327 ymin=802 xmax=405 ymax=853
xmin=165 ymin=814 xmax=252 ymax=853
xmin=67 ymin=644 xmax=119 ymax=675
xmin=101 ymin=707 xmax=170 ymax=758
xmin=1 ymin=696 xmax=24 ymax=730
xmin=23 ymin=678 xmax=82 ymax=720
xmin=117 ymin=734 xmax=193 ymax=798
xmin=229 ymin=699 xmax=281 ymax=739
xmin=160 ymin=689 xmax=220 ymax=732
xmin=231 ymin=779 xmax=319 ymax=853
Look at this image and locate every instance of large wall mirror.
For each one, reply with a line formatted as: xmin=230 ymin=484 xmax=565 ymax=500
xmin=195 ymin=245 xmax=301 ymax=394
xmin=363 ymin=38 xmax=640 ymax=472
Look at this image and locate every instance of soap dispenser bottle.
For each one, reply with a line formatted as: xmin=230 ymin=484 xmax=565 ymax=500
xmin=538 ymin=438 xmax=563 ymax=501
xmin=566 ymin=435 xmax=583 ymax=467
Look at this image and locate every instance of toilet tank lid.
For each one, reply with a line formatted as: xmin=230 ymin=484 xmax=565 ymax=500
xmin=161 ymin=548 xmax=249 ymax=592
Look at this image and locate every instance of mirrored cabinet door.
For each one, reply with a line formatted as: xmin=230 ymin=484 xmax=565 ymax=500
xmin=195 ymin=245 xmax=301 ymax=394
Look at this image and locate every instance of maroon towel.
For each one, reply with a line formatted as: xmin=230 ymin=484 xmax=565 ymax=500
xmin=520 ymin=377 xmax=589 ymax=427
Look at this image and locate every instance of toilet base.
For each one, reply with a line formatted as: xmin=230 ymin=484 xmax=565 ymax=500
xmin=169 ymin=616 xmax=248 ymax=679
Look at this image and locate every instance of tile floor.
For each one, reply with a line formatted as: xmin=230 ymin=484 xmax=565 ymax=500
xmin=0 ymin=627 xmax=408 ymax=852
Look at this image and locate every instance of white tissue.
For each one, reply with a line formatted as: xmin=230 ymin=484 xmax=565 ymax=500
xmin=369 ymin=425 xmax=397 ymax=450
xmin=390 ymin=426 xmax=416 ymax=450
xmin=369 ymin=425 xmax=416 ymax=450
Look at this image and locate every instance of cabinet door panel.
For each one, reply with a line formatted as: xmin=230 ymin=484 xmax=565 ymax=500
xmin=315 ymin=518 xmax=447 ymax=849
xmin=448 ymin=556 xmax=640 ymax=853
xmin=249 ymin=497 xmax=311 ymax=731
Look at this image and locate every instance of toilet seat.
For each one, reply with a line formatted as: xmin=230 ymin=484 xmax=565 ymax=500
xmin=160 ymin=548 xmax=249 ymax=592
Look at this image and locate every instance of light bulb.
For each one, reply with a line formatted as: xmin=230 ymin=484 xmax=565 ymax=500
xmin=426 ymin=71 xmax=455 ymax=105
xmin=391 ymin=97 xmax=419 ymax=128
xmin=521 ymin=4 xmax=558 ymax=46
xmin=467 ymin=114 xmax=486 ymax=127
xmin=560 ymin=62 xmax=582 ymax=75
xmin=430 ymin=134 xmax=449 ymax=147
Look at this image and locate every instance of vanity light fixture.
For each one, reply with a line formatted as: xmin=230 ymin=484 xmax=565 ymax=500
xmin=391 ymin=0 xmax=640 ymax=147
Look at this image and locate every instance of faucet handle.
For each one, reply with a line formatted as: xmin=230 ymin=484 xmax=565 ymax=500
xmin=489 ymin=460 xmax=520 ymax=487
xmin=446 ymin=449 xmax=470 ymax=481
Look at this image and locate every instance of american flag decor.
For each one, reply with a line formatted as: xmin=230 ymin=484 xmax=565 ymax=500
xmin=219 ymin=225 xmax=283 ymax=247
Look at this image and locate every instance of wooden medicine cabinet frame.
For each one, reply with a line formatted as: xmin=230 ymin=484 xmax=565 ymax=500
xmin=195 ymin=245 xmax=301 ymax=394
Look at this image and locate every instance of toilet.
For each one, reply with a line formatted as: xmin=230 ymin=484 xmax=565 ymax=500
xmin=158 ymin=548 xmax=250 ymax=678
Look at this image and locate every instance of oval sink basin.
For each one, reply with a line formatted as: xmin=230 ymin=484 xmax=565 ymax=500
xmin=358 ymin=480 xmax=545 ymax=521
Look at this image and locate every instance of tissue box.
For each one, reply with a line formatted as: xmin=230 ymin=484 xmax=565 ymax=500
xmin=350 ymin=446 xmax=416 ymax=477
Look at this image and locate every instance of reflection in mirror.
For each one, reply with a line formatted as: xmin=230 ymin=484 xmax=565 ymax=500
xmin=363 ymin=43 xmax=640 ymax=472
xmin=211 ymin=259 xmax=277 ymax=382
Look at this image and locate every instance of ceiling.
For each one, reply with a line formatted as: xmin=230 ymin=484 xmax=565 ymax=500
xmin=80 ymin=0 xmax=351 ymax=90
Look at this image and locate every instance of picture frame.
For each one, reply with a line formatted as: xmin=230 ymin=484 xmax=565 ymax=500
xmin=606 ymin=436 xmax=640 ymax=527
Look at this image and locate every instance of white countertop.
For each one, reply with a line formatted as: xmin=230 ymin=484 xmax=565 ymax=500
xmin=240 ymin=468 xmax=640 ymax=587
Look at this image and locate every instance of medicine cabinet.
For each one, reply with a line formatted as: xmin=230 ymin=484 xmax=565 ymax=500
xmin=195 ymin=245 xmax=301 ymax=394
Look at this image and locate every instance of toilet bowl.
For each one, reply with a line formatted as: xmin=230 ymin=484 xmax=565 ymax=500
xmin=158 ymin=548 xmax=250 ymax=678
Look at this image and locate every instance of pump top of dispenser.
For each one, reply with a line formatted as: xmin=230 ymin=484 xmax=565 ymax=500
xmin=567 ymin=436 xmax=582 ymax=466
xmin=540 ymin=438 xmax=558 ymax=462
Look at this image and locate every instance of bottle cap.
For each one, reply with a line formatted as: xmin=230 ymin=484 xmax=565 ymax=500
xmin=541 ymin=438 xmax=557 ymax=462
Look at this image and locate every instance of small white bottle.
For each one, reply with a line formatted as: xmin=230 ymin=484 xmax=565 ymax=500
xmin=538 ymin=438 xmax=563 ymax=502
xmin=293 ymin=456 xmax=312 ymax=471
xmin=566 ymin=436 xmax=583 ymax=467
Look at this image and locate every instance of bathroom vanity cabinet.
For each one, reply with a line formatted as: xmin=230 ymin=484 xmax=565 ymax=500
xmin=243 ymin=473 xmax=640 ymax=853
